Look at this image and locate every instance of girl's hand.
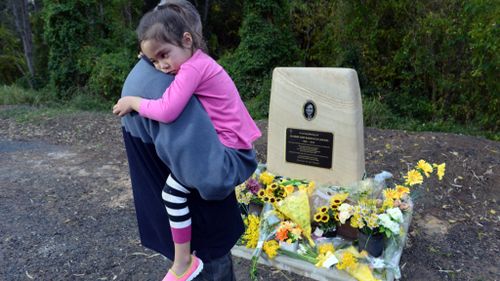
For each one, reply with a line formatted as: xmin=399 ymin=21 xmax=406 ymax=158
xmin=112 ymin=96 xmax=142 ymax=116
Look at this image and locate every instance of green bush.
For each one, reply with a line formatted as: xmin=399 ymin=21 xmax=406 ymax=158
xmin=0 ymin=26 xmax=26 ymax=85
xmin=87 ymin=49 xmax=136 ymax=100
xmin=362 ymin=96 xmax=398 ymax=128
xmin=0 ymin=85 xmax=53 ymax=106
xmin=219 ymin=0 xmax=300 ymax=117
xmin=68 ymin=91 xmax=114 ymax=111
xmin=305 ymin=0 xmax=498 ymax=132
xmin=42 ymin=0 xmax=142 ymax=99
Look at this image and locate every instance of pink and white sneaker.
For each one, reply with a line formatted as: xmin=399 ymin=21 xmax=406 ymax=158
xmin=162 ymin=255 xmax=204 ymax=281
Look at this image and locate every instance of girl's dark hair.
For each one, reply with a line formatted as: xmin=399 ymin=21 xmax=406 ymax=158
xmin=137 ymin=0 xmax=207 ymax=53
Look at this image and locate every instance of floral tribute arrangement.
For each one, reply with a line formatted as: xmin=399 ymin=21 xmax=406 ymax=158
xmin=236 ymin=161 xmax=445 ymax=281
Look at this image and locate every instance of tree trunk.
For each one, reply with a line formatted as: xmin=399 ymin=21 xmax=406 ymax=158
xmin=10 ymin=0 xmax=35 ymax=86
xmin=203 ymin=0 xmax=210 ymax=26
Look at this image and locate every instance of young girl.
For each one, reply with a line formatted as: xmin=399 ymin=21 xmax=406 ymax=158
xmin=113 ymin=2 xmax=261 ymax=281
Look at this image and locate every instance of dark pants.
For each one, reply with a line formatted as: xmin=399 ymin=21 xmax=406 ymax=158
xmin=194 ymin=253 xmax=236 ymax=281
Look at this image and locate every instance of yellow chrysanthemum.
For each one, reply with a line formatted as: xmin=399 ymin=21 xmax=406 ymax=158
xmin=307 ymin=181 xmax=316 ymax=196
xmin=242 ymin=215 xmax=260 ymax=248
xmin=318 ymin=243 xmax=335 ymax=255
xmin=259 ymin=171 xmax=274 ymax=185
xmin=366 ymin=214 xmax=379 ymax=229
xmin=434 ymin=163 xmax=446 ymax=180
xmin=336 ymin=252 xmax=357 ymax=270
xmin=315 ymin=253 xmax=328 ymax=267
xmin=417 ymin=159 xmax=433 ymax=177
xmin=351 ymin=212 xmax=365 ymax=228
xmin=235 ymin=185 xmax=245 ymax=203
xmin=382 ymin=198 xmax=394 ymax=209
xmin=395 ymin=185 xmax=410 ymax=197
xmin=404 ymin=169 xmax=424 ymax=186
xmin=263 ymin=240 xmax=279 ymax=259
xmin=383 ymin=188 xmax=400 ymax=200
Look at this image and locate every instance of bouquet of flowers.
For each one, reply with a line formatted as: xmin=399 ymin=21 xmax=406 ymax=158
xmin=276 ymin=220 xmax=303 ymax=245
xmin=235 ymin=159 xmax=446 ymax=281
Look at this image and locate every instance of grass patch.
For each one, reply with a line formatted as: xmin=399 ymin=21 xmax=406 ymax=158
xmin=0 ymin=85 xmax=53 ymax=106
xmin=363 ymin=96 xmax=398 ymax=128
xmin=0 ymin=85 xmax=114 ymax=123
xmin=0 ymin=105 xmax=76 ymax=124
xmin=69 ymin=92 xmax=114 ymax=112
xmin=2 ymin=84 xmax=498 ymax=141
xmin=363 ymin=96 xmax=499 ymax=141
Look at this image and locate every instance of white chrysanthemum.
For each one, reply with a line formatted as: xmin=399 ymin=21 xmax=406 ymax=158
xmin=387 ymin=207 xmax=403 ymax=223
xmin=378 ymin=213 xmax=391 ymax=225
xmin=378 ymin=214 xmax=400 ymax=235
xmin=338 ymin=203 xmax=353 ymax=224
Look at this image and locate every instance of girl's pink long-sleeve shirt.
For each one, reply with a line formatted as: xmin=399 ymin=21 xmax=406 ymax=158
xmin=139 ymin=50 xmax=261 ymax=149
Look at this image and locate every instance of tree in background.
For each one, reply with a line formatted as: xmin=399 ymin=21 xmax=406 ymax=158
xmin=42 ymin=0 xmax=142 ymax=99
xmin=308 ymin=0 xmax=498 ymax=132
xmin=219 ymin=0 xmax=300 ymax=118
xmin=0 ymin=0 xmax=497 ymax=133
xmin=9 ymin=0 xmax=35 ymax=87
xmin=0 ymin=26 xmax=27 ymax=85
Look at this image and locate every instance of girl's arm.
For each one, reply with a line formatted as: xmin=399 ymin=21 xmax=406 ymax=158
xmin=139 ymin=64 xmax=202 ymax=123
xmin=113 ymin=96 xmax=143 ymax=117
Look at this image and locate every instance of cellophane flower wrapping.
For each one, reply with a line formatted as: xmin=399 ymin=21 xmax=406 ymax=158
xmin=335 ymin=246 xmax=381 ymax=281
xmin=249 ymin=202 xmax=280 ymax=280
xmin=275 ymin=189 xmax=314 ymax=245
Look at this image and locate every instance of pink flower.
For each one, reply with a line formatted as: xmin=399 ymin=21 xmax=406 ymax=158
xmin=246 ymin=178 xmax=261 ymax=195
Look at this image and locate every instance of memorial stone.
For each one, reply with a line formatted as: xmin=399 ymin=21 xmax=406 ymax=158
xmin=267 ymin=67 xmax=365 ymax=186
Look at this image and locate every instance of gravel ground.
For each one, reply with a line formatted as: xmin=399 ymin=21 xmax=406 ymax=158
xmin=1 ymin=106 xmax=499 ymax=281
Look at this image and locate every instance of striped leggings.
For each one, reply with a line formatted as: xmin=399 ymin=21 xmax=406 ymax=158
xmin=162 ymin=175 xmax=192 ymax=244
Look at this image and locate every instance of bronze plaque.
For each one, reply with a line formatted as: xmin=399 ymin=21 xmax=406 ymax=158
xmin=285 ymin=128 xmax=334 ymax=169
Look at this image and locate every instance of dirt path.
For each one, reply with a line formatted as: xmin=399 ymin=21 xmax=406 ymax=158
xmin=1 ymin=107 xmax=499 ymax=281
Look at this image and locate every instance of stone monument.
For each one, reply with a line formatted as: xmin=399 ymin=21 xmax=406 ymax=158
xmin=266 ymin=67 xmax=365 ymax=186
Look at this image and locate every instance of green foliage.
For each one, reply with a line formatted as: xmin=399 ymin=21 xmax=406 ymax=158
xmin=203 ymin=0 xmax=244 ymax=59
xmin=465 ymin=0 xmax=499 ymax=131
xmin=362 ymin=96 xmax=398 ymax=128
xmin=42 ymin=0 xmax=142 ymax=100
xmin=68 ymin=92 xmax=114 ymax=111
xmin=0 ymin=105 xmax=76 ymax=124
xmin=1 ymin=0 xmax=497 ymax=136
xmin=0 ymin=84 xmax=53 ymax=106
xmin=43 ymin=0 xmax=93 ymax=95
xmin=305 ymin=0 xmax=499 ymax=133
xmin=243 ymin=75 xmax=272 ymax=120
xmin=87 ymin=49 xmax=136 ymax=100
xmin=219 ymin=0 xmax=300 ymax=117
